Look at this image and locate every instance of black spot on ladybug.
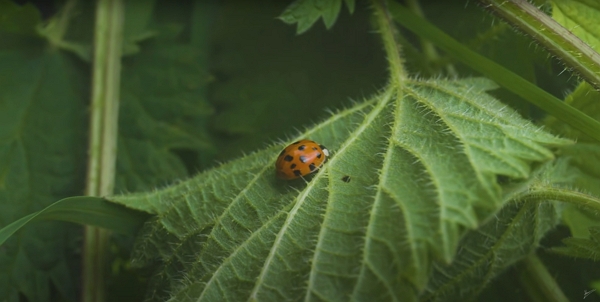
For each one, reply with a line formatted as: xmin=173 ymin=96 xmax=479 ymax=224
xmin=293 ymin=141 xmax=301 ymax=145
xmin=298 ymin=145 xmax=306 ymax=151
xmin=308 ymin=163 xmax=316 ymax=171
xmin=278 ymin=149 xmax=286 ymax=157
xmin=341 ymin=175 xmax=351 ymax=183
xmin=299 ymin=155 xmax=308 ymax=163
xmin=293 ymin=170 xmax=302 ymax=177
xmin=312 ymin=147 xmax=317 ymax=150
xmin=316 ymin=153 xmax=322 ymax=159
xmin=290 ymin=163 xmax=296 ymax=169
xmin=284 ymin=155 xmax=293 ymax=162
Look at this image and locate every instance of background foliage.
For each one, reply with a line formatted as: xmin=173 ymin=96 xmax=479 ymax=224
xmin=1 ymin=0 xmax=600 ymax=301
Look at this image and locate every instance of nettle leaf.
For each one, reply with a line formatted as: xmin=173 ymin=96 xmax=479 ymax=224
xmin=552 ymin=226 xmax=600 ymax=261
xmin=423 ymin=160 xmax=566 ymax=301
xmin=110 ymin=78 xmax=570 ymax=301
xmin=425 ymin=201 xmax=560 ymax=301
xmin=117 ymin=43 xmax=215 ymax=193
xmin=279 ymin=0 xmax=355 ymax=34
xmin=0 ymin=30 xmax=88 ymax=302
xmin=552 ymin=0 xmax=600 ymax=50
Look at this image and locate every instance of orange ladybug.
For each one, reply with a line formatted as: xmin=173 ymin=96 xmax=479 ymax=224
xmin=275 ymin=140 xmax=329 ymax=180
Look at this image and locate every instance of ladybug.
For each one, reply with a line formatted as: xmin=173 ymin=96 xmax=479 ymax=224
xmin=275 ymin=140 xmax=329 ymax=180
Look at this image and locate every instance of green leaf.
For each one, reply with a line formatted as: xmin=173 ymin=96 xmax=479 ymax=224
xmin=0 ymin=197 xmax=149 ymax=246
xmin=545 ymin=83 xmax=600 ymax=141
xmin=0 ymin=0 xmax=41 ymax=37
xmin=110 ymin=78 xmax=570 ymax=301
xmin=542 ymin=55 xmax=600 ymax=237
xmin=546 ymin=0 xmax=600 ymax=141
xmin=422 ymin=159 xmax=569 ymax=301
xmin=548 ymin=143 xmax=600 ymax=238
xmin=0 ymin=44 xmax=88 ymax=300
xmin=279 ymin=0 xmax=355 ymax=34
xmin=552 ymin=0 xmax=600 ymax=50
xmin=552 ymin=227 xmax=600 ymax=261
xmin=117 ymin=43 xmax=215 ymax=192
xmin=424 ymin=199 xmax=560 ymax=301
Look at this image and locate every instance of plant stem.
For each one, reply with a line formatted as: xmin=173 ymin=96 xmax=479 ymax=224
xmin=520 ymin=186 xmax=600 ymax=214
xmin=83 ymin=0 xmax=124 ymax=301
xmin=517 ymin=254 xmax=569 ymax=302
xmin=479 ymin=0 xmax=600 ymax=91
xmin=386 ymin=1 xmax=600 ymax=143
xmin=371 ymin=0 xmax=407 ymax=89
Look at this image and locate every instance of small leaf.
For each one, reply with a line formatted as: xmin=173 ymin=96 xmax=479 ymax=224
xmin=110 ymin=78 xmax=570 ymax=301
xmin=279 ymin=0 xmax=355 ymax=34
xmin=0 ymin=0 xmax=41 ymax=36
xmin=545 ymin=82 xmax=600 ymax=141
xmin=552 ymin=227 xmax=600 ymax=261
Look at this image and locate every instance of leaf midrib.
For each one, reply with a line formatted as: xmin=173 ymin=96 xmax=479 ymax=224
xmin=187 ymin=97 xmax=379 ymax=301
xmin=301 ymin=89 xmax=394 ymax=301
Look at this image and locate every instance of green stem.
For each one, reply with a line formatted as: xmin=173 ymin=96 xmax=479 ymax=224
xmin=371 ymin=0 xmax=407 ymax=88
xmin=83 ymin=0 xmax=124 ymax=301
xmin=520 ymin=186 xmax=600 ymax=213
xmin=387 ymin=1 xmax=600 ymax=143
xmin=517 ymin=254 xmax=569 ymax=302
xmin=479 ymin=0 xmax=600 ymax=91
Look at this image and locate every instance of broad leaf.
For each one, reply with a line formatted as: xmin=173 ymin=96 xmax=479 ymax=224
xmin=0 ymin=0 xmax=40 ymax=37
xmin=552 ymin=0 xmax=600 ymax=51
xmin=279 ymin=0 xmax=355 ymax=34
xmin=118 ymin=42 xmax=214 ymax=192
xmin=0 ymin=24 xmax=88 ymax=302
xmin=424 ymin=199 xmax=560 ymax=301
xmin=423 ymin=159 xmax=568 ymax=301
xmin=110 ymin=78 xmax=570 ymax=301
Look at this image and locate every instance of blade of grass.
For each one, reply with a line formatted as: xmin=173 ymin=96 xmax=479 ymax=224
xmin=0 ymin=197 xmax=148 ymax=246
xmin=387 ymin=1 xmax=600 ymax=143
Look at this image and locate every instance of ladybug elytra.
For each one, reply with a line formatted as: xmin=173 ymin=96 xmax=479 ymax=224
xmin=275 ymin=140 xmax=329 ymax=180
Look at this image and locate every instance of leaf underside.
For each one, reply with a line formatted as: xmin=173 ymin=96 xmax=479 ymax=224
xmin=110 ymin=78 xmax=570 ymax=301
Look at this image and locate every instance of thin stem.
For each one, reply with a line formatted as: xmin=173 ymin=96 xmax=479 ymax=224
xmin=479 ymin=0 xmax=600 ymax=91
xmin=517 ymin=254 xmax=569 ymax=302
xmin=82 ymin=0 xmax=124 ymax=301
xmin=520 ymin=186 xmax=600 ymax=214
xmin=371 ymin=0 xmax=407 ymax=88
